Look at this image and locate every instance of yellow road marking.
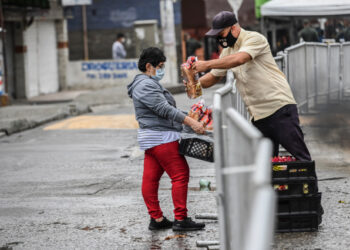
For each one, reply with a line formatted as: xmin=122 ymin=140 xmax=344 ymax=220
xmin=44 ymin=115 xmax=139 ymax=130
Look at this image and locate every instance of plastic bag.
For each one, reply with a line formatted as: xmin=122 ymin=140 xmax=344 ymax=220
xmin=181 ymin=56 xmax=203 ymax=99
xmin=187 ymin=100 xmax=213 ymax=131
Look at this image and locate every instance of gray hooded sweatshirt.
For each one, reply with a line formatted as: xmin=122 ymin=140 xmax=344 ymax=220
xmin=127 ymin=74 xmax=186 ymax=132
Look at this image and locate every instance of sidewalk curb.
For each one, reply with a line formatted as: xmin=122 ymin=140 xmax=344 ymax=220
xmin=0 ymin=84 xmax=186 ymax=136
xmin=0 ymin=103 xmax=91 ymax=136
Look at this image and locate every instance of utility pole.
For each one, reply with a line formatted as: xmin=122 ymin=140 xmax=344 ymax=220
xmin=160 ymin=0 xmax=178 ymax=85
xmin=0 ymin=0 xmax=10 ymax=106
xmin=61 ymin=1 xmax=92 ymax=61
xmin=82 ymin=5 xmax=89 ymax=60
xmin=0 ymin=0 xmax=6 ymax=94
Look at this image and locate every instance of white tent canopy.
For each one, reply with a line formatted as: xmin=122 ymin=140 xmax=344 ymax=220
xmin=261 ymin=0 xmax=350 ymax=17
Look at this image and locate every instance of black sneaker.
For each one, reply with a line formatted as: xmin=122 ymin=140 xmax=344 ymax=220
xmin=148 ymin=216 xmax=173 ymax=230
xmin=172 ymin=217 xmax=205 ymax=231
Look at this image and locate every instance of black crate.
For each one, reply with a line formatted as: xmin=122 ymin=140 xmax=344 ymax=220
xmin=179 ymin=137 xmax=214 ymax=162
xmin=278 ymin=193 xmax=322 ymax=214
xmin=277 ymin=212 xmax=320 ymax=232
xmin=272 ymin=160 xmax=316 ymax=179
xmin=273 ymin=177 xmax=318 ymax=196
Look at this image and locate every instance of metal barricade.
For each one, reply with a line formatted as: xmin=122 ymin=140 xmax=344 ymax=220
xmin=342 ymin=42 xmax=350 ymax=98
xmin=282 ymin=42 xmax=348 ymax=112
xmin=225 ymin=70 xmax=250 ymax=120
xmin=213 ymin=75 xmax=275 ymax=250
xmin=328 ymin=44 xmax=342 ymax=102
xmin=312 ymin=44 xmax=329 ymax=105
xmin=285 ymin=43 xmax=309 ymax=112
xmin=274 ymin=55 xmax=285 ymax=74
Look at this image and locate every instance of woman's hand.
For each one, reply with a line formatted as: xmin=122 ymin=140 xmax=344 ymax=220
xmin=191 ymin=120 xmax=206 ymax=134
xmin=184 ymin=116 xmax=205 ymax=134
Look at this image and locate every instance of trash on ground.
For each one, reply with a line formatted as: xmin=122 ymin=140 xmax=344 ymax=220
xmin=164 ymin=234 xmax=187 ymax=240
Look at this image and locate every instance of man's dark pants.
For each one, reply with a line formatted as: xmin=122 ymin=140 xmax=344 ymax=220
xmin=252 ymin=104 xmax=311 ymax=161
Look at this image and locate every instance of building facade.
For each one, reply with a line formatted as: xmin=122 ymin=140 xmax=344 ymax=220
xmin=66 ymin=0 xmax=182 ymax=60
xmin=67 ymin=0 xmax=256 ymax=61
xmin=1 ymin=0 xmax=69 ymax=100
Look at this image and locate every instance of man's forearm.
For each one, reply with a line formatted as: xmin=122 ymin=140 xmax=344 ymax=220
xmin=207 ymin=53 xmax=248 ymax=69
xmin=193 ymin=52 xmax=251 ymax=74
xmin=199 ymin=73 xmax=222 ymax=88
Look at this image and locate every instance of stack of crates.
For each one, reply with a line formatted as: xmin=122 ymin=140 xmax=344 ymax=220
xmin=272 ymin=156 xmax=323 ymax=232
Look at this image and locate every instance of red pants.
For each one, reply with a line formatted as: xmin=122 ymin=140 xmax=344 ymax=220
xmin=142 ymin=141 xmax=189 ymax=220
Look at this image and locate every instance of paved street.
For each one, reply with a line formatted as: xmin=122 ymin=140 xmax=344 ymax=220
xmin=1 ymin=87 xmax=350 ymax=249
xmin=0 ymin=89 xmax=219 ymax=250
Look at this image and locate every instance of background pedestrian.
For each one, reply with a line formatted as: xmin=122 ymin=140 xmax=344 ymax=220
xmin=112 ymin=33 xmax=127 ymax=60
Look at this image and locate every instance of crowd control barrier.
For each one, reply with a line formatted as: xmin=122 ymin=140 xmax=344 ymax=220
xmin=213 ymin=75 xmax=275 ymax=250
xmin=276 ymin=42 xmax=350 ymax=112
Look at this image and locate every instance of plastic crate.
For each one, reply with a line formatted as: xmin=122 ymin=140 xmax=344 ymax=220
xmin=276 ymin=212 xmax=320 ymax=232
xmin=278 ymin=193 xmax=322 ymax=214
xmin=272 ymin=160 xmax=316 ymax=178
xmin=273 ymin=177 xmax=318 ymax=196
xmin=179 ymin=137 xmax=214 ymax=162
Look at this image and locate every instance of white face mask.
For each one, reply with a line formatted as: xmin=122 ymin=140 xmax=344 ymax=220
xmin=120 ymin=38 xmax=125 ymax=43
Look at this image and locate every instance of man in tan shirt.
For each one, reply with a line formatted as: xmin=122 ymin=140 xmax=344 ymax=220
xmin=192 ymin=11 xmax=311 ymax=161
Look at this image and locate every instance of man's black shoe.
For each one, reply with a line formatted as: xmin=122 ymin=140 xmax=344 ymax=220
xmin=172 ymin=217 xmax=205 ymax=231
xmin=148 ymin=216 xmax=173 ymax=230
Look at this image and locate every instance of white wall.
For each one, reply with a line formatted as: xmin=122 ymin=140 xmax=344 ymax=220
xmin=24 ymin=20 xmax=59 ymax=98
xmin=25 ymin=22 xmax=38 ymax=98
xmin=37 ymin=21 xmax=59 ymax=94
xmin=67 ymin=59 xmax=140 ymax=89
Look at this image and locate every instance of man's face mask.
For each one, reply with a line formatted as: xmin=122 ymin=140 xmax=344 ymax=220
xmin=217 ymin=28 xmax=237 ymax=48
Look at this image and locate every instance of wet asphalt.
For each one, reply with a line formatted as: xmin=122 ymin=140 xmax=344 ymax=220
xmin=0 ymin=87 xmax=350 ymax=249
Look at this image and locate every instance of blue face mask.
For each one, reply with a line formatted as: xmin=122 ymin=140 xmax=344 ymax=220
xmin=151 ymin=67 xmax=165 ymax=81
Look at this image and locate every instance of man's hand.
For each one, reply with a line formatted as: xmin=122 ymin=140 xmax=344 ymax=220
xmin=192 ymin=61 xmax=210 ymax=73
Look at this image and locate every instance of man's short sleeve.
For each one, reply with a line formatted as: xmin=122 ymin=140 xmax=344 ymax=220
xmin=210 ymin=48 xmax=229 ymax=77
xmin=238 ymin=33 xmax=268 ymax=60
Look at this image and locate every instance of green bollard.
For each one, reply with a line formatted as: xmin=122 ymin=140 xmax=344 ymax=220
xmin=199 ymin=179 xmax=211 ymax=191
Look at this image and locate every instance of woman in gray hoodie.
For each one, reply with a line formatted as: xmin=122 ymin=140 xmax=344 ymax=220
xmin=127 ymin=47 xmax=205 ymax=231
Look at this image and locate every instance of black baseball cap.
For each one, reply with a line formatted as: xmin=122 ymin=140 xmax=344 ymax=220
xmin=206 ymin=11 xmax=238 ymax=37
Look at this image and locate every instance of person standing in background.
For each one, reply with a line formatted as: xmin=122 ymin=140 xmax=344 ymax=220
xmin=344 ymin=19 xmax=350 ymax=41
xmin=336 ymin=19 xmax=350 ymax=42
xmin=112 ymin=33 xmax=127 ymax=60
xmin=298 ymin=20 xmax=319 ymax=42
xmin=184 ymin=33 xmax=202 ymax=58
